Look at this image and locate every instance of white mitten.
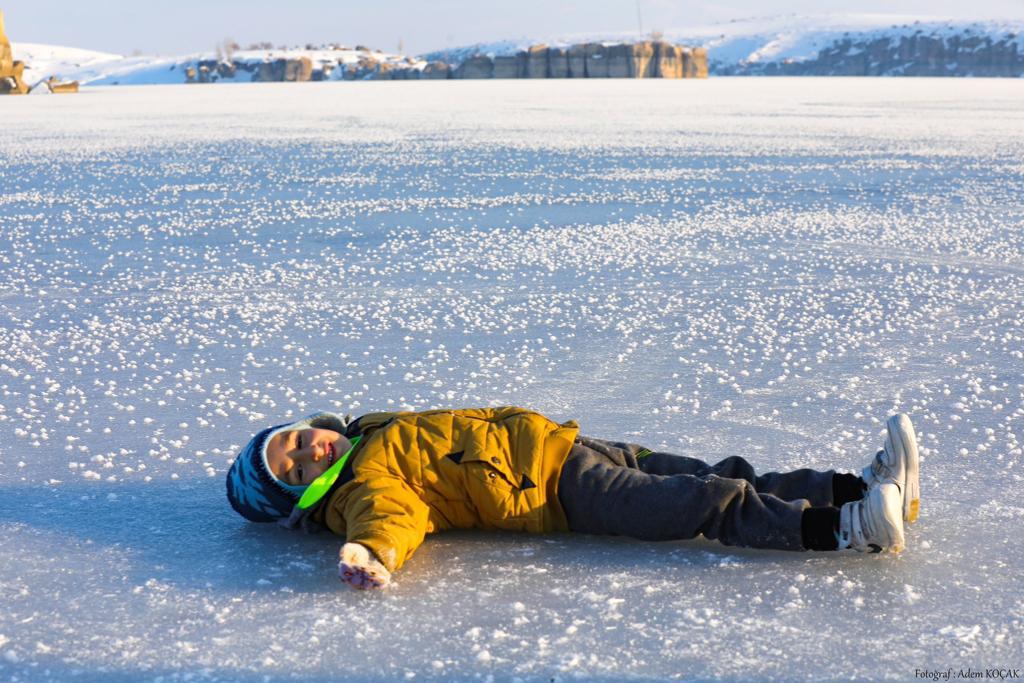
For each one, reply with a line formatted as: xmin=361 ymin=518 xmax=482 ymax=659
xmin=338 ymin=542 xmax=391 ymax=590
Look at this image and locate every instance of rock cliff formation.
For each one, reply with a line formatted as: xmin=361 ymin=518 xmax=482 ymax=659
xmin=183 ymin=49 xmax=449 ymax=83
xmin=447 ymin=40 xmax=706 ymax=80
xmin=1 ymin=10 xmax=77 ymax=93
xmin=187 ymin=56 xmax=315 ymax=82
xmin=412 ymin=39 xmax=709 ymax=79
xmin=44 ymin=75 xmax=78 ymax=93
xmin=182 ymin=40 xmax=706 ymax=84
xmin=0 ymin=9 xmax=29 ymax=94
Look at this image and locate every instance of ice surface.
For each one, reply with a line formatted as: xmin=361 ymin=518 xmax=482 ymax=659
xmin=1 ymin=78 xmax=1023 ymax=681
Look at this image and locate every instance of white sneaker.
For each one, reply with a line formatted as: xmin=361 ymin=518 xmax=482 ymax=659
xmin=837 ymin=483 xmax=905 ymax=553
xmin=862 ymin=413 xmax=920 ymax=523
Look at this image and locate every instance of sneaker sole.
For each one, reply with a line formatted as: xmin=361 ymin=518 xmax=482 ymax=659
xmin=887 ymin=414 xmax=920 ymax=523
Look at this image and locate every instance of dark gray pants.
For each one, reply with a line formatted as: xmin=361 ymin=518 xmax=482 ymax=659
xmin=557 ymin=436 xmax=837 ymax=551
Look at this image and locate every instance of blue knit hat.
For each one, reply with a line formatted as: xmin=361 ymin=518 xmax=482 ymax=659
xmin=226 ymin=411 xmax=351 ymax=522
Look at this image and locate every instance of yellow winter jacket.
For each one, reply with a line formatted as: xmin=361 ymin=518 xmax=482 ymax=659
xmin=312 ymin=407 xmax=579 ymax=573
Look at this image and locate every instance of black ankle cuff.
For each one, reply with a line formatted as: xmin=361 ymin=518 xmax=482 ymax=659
xmin=832 ymin=473 xmax=867 ymax=507
xmin=801 ymin=507 xmax=840 ymax=551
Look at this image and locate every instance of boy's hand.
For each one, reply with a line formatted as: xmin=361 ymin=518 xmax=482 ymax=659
xmin=338 ymin=542 xmax=391 ymax=590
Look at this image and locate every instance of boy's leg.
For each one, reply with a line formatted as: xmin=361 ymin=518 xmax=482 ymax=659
xmin=578 ymin=436 xmax=840 ymax=507
xmin=645 ymin=452 xmax=837 ymax=507
xmin=559 ymin=439 xmax=808 ymax=551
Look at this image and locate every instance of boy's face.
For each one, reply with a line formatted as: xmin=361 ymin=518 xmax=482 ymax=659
xmin=265 ymin=427 xmax=346 ymax=487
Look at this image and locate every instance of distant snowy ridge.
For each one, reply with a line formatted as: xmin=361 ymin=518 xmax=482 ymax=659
xmin=10 ymin=42 xmax=426 ymax=86
xmin=11 ymin=42 xmax=123 ymax=88
xmin=11 ymin=14 xmax=1024 ymax=85
xmin=424 ymin=14 xmax=1024 ymax=77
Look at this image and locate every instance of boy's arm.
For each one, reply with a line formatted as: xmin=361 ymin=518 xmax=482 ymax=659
xmin=335 ymin=476 xmax=431 ymax=588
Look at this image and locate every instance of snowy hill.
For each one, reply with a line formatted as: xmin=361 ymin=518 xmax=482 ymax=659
xmin=10 ymin=42 xmax=426 ymax=86
xmin=425 ymin=14 xmax=1024 ymax=77
xmin=11 ymin=14 xmax=1024 ymax=85
xmin=11 ymin=42 xmax=121 ymax=88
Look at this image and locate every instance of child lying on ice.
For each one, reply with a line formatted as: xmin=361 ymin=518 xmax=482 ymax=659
xmin=226 ymin=407 xmax=920 ymax=590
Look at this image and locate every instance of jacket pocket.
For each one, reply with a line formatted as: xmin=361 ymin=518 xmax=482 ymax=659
xmin=457 ymin=450 xmax=520 ymax=523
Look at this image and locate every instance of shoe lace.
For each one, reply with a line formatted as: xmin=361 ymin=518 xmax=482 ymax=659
xmin=870 ymin=449 xmax=889 ymax=480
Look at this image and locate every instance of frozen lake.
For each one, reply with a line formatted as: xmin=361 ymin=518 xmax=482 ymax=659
xmin=1 ymin=78 xmax=1023 ymax=681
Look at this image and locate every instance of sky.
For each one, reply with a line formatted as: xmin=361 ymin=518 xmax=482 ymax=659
xmin=4 ymin=0 xmax=1024 ymax=56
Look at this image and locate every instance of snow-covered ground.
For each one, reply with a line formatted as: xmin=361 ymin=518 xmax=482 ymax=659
xmin=1 ymin=78 xmax=1022 ymax=681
